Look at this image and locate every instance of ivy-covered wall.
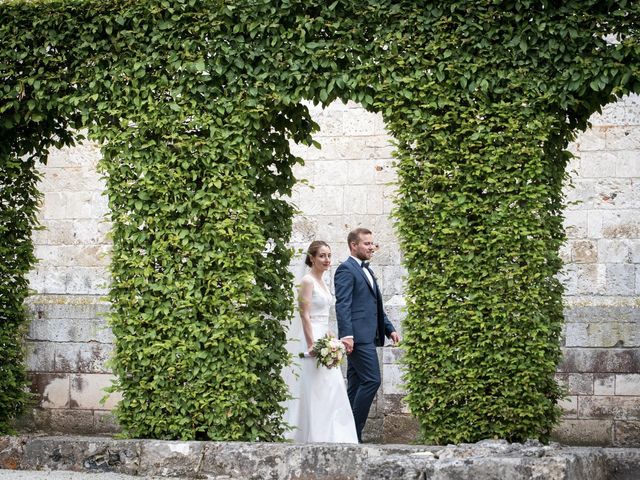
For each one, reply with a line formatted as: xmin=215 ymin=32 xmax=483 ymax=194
xmin=2 ymin=0 xmax=639 ymax=443
xmin=20 ymin=97 xmax=640 ymax=447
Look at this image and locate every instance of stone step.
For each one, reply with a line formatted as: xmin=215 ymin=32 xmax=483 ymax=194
xmin=2 ymin=436 xmax=640 ymax=479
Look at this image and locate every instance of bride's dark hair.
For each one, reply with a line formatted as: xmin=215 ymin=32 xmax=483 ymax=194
xmin=305 ymin=240 xmax=330 ymax=267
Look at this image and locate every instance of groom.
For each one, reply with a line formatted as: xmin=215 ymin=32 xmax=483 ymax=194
xmin=335 ymin=227 xmax=400 ymax=442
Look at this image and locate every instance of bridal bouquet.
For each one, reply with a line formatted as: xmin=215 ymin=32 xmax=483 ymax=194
xmin=300 ymin=334 xmax=346 ymax=369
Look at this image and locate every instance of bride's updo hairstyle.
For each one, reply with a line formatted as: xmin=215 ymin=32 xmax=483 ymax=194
xmin=305 ymin=240 xmax=330 ymax=267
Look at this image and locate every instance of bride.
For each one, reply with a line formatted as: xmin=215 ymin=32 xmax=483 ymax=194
xmin=282 ymin=240 xmax=358 ymax=443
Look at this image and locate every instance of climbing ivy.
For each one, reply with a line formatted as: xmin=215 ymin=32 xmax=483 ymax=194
xmin=0 ymin=0 xmax=638 ymax=442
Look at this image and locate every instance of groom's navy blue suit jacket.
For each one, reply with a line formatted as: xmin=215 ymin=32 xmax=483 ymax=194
xmin=335 ymin=257 xmax=395 ymax=346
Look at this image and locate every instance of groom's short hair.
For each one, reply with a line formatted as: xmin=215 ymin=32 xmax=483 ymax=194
xmin=348 ymin=227 xmax=372 ymax=247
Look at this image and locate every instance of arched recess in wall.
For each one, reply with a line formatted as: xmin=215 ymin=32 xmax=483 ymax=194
xmin=289 ymin=100 xmax=401 ymax=297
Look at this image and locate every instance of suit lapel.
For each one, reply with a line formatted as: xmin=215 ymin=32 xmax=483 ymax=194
xmin=349 ymin=257 xmax=377 ymax=296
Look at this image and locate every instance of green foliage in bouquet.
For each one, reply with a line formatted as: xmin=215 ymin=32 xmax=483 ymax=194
xmin=0 ymin=0 xmax=638 ymax=441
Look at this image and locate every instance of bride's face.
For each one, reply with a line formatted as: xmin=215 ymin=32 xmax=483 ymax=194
xmin=312 ymin=246 xmax=332 ymax=271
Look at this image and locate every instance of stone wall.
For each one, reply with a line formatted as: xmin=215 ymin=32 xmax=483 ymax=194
xmin=22 ymin=142 xmax=120 ymax=435
xmin=19 ymin=96 xmax=640 ymax=446
xmin=555 ymin=95 xmax=640 ymax=447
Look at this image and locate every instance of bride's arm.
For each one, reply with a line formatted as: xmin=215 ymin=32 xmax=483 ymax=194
xmin=298 ymin=276 xmax=316 ymax=352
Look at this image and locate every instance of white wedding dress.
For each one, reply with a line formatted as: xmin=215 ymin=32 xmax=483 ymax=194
xmin=282 ymin=276 xmax=358 ymax=443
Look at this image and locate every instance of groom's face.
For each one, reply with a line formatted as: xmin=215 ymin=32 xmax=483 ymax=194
xmin=352 ymin=233 xmax=375 ymax=261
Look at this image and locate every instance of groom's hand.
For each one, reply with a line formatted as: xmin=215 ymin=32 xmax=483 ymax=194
xmin=389 ymin=331 xmax=401 ymax=345
xmin=341 ymin=337 xmax=354 ymax=354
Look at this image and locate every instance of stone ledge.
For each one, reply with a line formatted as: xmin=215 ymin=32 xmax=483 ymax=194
xmin=2 ymin=436 xmax=640 ymax=479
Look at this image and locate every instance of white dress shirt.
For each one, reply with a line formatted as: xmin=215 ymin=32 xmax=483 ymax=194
xmin=350 ymin=255 xmax=374 ymax=288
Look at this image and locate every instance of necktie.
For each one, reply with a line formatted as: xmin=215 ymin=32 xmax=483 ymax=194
xmin=361 ymin=261 xmax=370 ymax=268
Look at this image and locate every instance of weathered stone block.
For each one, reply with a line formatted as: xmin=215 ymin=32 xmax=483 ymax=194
xmin=46 ymin=141 xmax=101 ymax=168
xmin=91 ymin=191 xmax=110 ymax=218
xmin=25 ymin=342 xmax=56 ymax=372
xmin=551 ymin=419 xmax=613 ymax=446
xmin=28 ymin=316 xmax=114 ymax=344
xmin=0 ymin=436 xmax=26 ymax=469
xmin=594 ymin=178 xmax=635 ymax=209
xmin=38 ymin=269 xmax=72 ymax=294
xmin=587 ymin=210 xmax=604 ymax=238
xmin=366 ymin=186 xmax=387 ymax=214
xmin=381 ymin=184 xmax=398 ymax=214
xmin=29 ymin=373 xmax=70 ymax=409
xmin=571 ymin=240 xmax=598 ymax=263
xmin=558 ymin=396 xmax=578 ymax=418
xmin=21 ymin=436 xmax=140 ymax=474
xmin=575 ymin=264 xmax=606 ymax=295
xmin=632 ymin=238 xmax=640 ymax=264
xmin=558 ymin=348 xmax=640 ymax=373
xmin=559 ymin=242 xmax=572 ymax=262
xmin=378 ymin=266 xmax=405 ymax=296
xmin=383 ymin=394 xmax=411 ymax=415
xmin=70 ymin=374 xmax=121 ymax=410
xmin=314 ymin=159 xmax=348 ymax=186
xmin=574 ymin=127 xmax=606 ymax=151
xmin=362 ymin=417 xmax=383 ymax=443
xmin=602 ymin=210 xmax=640 ymax=238
xmin=614 ymin=421 xmax=640 ymax=447
xmin=557 ymin=265 xmax=578 ymax=295
xmin=49 ymin=410 xmax=96 ymax=435
xmin=578 ymin=396 xmax=640 ymax=420
xmin=365 ymin=441 xmax=609 ymax=480
xmin=594 ymin=97 xmax=634 ymax=126
xmin=598 ymin=239 xmax=632 ymax=263
xmin=594 ymin=374 xmax=616 ymax=395
xmin=139 ymin=441 xmax=204 ymax=477
xmin=72 ymin=218 xmax=112 ymax=245
xmin=563 ymin=305 xmax=640 ymax=323
xmin=603 ymin=446 xmax=640 ymax=480
xmin=94 ymin=411 xmax=121 ymax=434
xmin=382 ymin=363 xmax=405 ymax=395
xmin=64 ymin=266 xmax=110 ymax=295
xmin=343 ymin=185 xmax=370 ymax=214
xmin=615 ymin=374 xmax=640 ymax=395
xmin=556 ymin=374 xmax=594 ymax=395
xmin=13 ymin=407 xmax=50 ymax=434
xmin=54 ymin=342 xmax=113 ymax=373
xmin=606 ymin=126 xmax=640 ymax=150
xmin=605 ymin=264 xmax=636 ymax=296
xmin=564 ymin=210 xmax=588 ymax=239
xmin=382 ymin=414 xmax=419 ymax=444
xmin=346 ymin=159 xmax=377 ymax=185
xmin=382 ymin=345 xmax=403 ymax=364
xmin=42 ymin=192 xmax=67 ymax=220
xmin=373 ymin=159 xmax=398 ymax=185
xmin=26 ymin=295 xmax=110 ymax=320
xmin=564 ymin=322 xmax=640 ymax=348
xmin=66 ymin=191 xmax=95 ymax=219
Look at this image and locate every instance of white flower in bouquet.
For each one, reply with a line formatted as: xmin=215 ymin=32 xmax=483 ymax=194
xmin=300 ymin=333 xmax=346 ymax=369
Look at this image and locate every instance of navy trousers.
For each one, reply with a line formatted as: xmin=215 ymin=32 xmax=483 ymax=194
xmin=346 ymin=343 xmax=381 ymax=442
